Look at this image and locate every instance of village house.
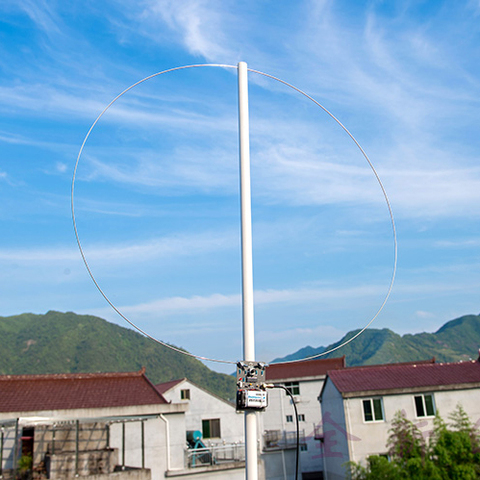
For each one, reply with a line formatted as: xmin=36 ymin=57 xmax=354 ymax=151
xmin=261 ymin=356 xmax=346 ymax=480
xmin=155 ymin=378 xmax=244 ymax=464
xmin=0 ymin=370 xmax=247 ymax=480
xmin=319 ymin=358 xmax=480 ymax=480
xmin=0 ymin=369 xmax=186 ymax=479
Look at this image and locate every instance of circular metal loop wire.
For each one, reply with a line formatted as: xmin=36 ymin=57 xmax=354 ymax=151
xmin=72 ymin=63 xmax=397 ymax=366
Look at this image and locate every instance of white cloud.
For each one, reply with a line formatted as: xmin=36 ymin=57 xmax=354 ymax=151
xmin=5 ymin=0 xmax=62 ymax=37
xmin=415 ymin=310 xmax=435 ymax=319
xmin=101 ymin=283 xmax=388 ymax=319
xmin=56 ymin=162 xmax=67 ymax=173
xmin=0 ymin=230 xmax=238 ymax=265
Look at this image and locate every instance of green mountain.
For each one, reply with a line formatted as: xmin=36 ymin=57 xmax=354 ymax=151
xmin=272 ymin=313 xmax=480 ymax=366
xmin=0 ymin=311 xmax=236 ymax=401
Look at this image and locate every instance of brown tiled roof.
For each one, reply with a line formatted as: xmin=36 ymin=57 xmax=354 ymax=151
xmin=155 ymin=378 xmax=184 ymax=394
xmin=0 ymin=370 xmax=168 ymax=413
xmin=328 ymin=360 xmax=480 ymax=394
xmin=266 ymin=356 xmax=346 ymax=381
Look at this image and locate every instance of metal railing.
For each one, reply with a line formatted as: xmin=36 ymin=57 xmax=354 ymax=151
xmin=263 ymin=429 xmax=305 ymax=450
xmin=185 ymin=442 xmax=245 ymax=468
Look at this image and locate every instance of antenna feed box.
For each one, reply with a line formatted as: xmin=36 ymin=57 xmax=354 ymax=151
xmin=236 ymin=361 xmax=268 ymax=411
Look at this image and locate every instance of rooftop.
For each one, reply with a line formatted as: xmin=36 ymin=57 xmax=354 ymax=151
xmin=327 ymin=360 xmax=480 ymax=395
xmin=266 ymin=356 xmax=346 ymax=382
xmin=155 ymin=378 xmax=184 ymax=394
xmin=0 ymin=369 xmax=168 ymax=413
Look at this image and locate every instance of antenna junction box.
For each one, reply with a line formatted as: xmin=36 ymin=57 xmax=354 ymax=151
xmin=236 ymin=361 xmax=268 ymax=411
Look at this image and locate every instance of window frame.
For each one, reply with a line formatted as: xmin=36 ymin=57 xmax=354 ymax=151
xmin=362 ymin=397 xmax=384 ymax=423
xmin=283 ymin=381 xmax=300 ymax=396
xmin=414 ymin=394 xmax=436 ymax=418
xmin=202 ymin=418 xmax=221 ymax=439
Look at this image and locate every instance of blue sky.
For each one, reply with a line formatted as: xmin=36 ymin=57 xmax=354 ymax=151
xmin=1 ymin=0 xmax=480 ymax=372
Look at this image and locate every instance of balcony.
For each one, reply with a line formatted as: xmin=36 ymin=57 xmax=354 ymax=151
xmin=185 ymin=442 xmax=245 ymax=468
xmin=263 ymin=429 xmax=305 ymax=451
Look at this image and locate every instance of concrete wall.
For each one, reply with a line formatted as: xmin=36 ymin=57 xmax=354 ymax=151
xmin=320 ymin=379 xmax=350 ymax=480
xmin=260 ymin=449 xmax=297 ymax=480
xmin=109 ymin=413 xmax=186 ymax=479
xmin=165 ymin=463 xmax=245 ymax=479
xmin=0 ymin=422 xmax=113 ymax=477
xmin=49 ymin=449 xmax=118 ymax=479
xmin=262 ymin=378 xmax=325 ymax=475
xmin=162 ymin=381 xmax=244 ymax=445
xmin=346 ymin=386 xmax=480 ymax=467
xmin=321 ymin=383 xmax=480 ymax=480
xmin=68 ymin=469 xmax=151 ymax=480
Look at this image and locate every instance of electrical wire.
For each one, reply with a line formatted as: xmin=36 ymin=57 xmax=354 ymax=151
xmin=72 ymin=65 xmax=238 ymax=366
xmin=72 ymin=63 xmax=396 ymax=367
xmin=248 ymin=68 xmax=397 ymax=364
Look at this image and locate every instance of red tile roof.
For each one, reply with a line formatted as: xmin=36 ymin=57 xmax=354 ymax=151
xmin=155 ymin=378 xmax=184 ymax=394
xmin=266 ymin=356 xmax=346 ymax=382
xmin=327 ymin=360 xmax=480 ymax=395
xmin=0 ymin=370 xmax=168 ymax=413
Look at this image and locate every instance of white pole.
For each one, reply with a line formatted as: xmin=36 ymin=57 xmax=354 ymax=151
xmin=238 ymin=61 xmax=258 ymax=480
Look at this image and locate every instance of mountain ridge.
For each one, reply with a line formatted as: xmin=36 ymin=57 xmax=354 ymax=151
xmin=2 ymin=311 xmax=480 ymax=401
xmin=272 ymin=313 xmax=480 ymax=365
xmin=0 ymin=310 xmax=237 ymax=401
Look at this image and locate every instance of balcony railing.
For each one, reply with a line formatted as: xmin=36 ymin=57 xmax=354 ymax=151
xmin=263 ymin=430 xmax=305 ymax=451
xmin=185 ymin=443 xmax=245 ymax=468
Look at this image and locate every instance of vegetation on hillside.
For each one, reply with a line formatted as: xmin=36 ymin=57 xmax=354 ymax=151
xmin=347 ymin=405 xmax=480 ymax=479
xmin=0 ymin=311 xmax=236 ymax=401
xmin=273 ymin=314 xmax=480 ymax=365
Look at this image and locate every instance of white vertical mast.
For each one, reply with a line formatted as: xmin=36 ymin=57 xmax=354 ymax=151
xmin=238 ymin=61 xmax=258 ymax=480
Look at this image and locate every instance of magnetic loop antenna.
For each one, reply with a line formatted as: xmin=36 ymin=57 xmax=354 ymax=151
xmin=71 ymin=63 xmax=397 ymax=365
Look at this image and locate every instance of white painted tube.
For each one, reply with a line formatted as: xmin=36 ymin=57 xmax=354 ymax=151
xmin=160 ymin=415 xmax=171 ymax=471
xmin=238 ymin=61 xmax=258 ymax=480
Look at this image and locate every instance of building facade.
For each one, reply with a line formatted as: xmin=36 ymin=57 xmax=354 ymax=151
xmin=319 ymin=359 xmax=480 ymax=480
xmin=0 ymin=370 xmax=247 ymax=480
xmin=261 ymin=357 xmax=346 ymax=479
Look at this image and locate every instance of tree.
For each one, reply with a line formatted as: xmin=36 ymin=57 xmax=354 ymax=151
xmin=430 ymin=404 xmax=480 ymax=479
xmin=387 ymin=410 xmax=425 ymax=464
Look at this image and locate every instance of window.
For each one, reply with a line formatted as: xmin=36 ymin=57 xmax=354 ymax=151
xmin=363 ymin=398 xmax=384 ymax=422
xmin=300 ymin=444 xmax=308 ymax=452
xmin=180 ymin=389 xmax=190 ymax=400
xmin=414 ymin=394 xmax=435 ymax=417
xmin=284 ymin=382 xmax=300 ymax=396
xmin=286 ymin=415 xmax=293 ymax=423
xmin=298 ymin=414 xmax=305 ymax=422
xmin=202 ymin=419 xmax=221 ymax=439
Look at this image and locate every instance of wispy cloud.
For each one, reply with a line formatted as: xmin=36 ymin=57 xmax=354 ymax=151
xmin=147 ymin=0 xmax=233 ymax=60
xmin=102 ymin=283 xmax=389 ymax=319
xmin=0 ymin=230 xmax=238 ymax=265
xmin=5 ymin=0 xmax=63 ymax=37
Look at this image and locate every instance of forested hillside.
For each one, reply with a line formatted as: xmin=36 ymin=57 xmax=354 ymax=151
xmin=273 ymin=314 xmax=480 ymax=365
xmin=0 ymin=311 xmax=236 ymax=401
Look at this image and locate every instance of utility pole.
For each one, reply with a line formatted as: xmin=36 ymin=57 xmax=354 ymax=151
xmin=238 ymin=61 xmax=258 ymax=480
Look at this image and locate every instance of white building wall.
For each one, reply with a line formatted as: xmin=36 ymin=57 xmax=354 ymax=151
xmin=322 ymin=383 xmax=480 ymax=480
xmin=346 ymin=386 xmax=480 ymax=467
xmin=320 ymin=379 xmax=350 ymax=480
xmin=110 ymin=413 xmax=186 ymax=479
xmin=262 ymin=378 xmax=325 ymax=475
xmin=162 ymin=381 xmax=244 ymax=445
xmin=0 ymin=426 xmax=17 ymax=471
